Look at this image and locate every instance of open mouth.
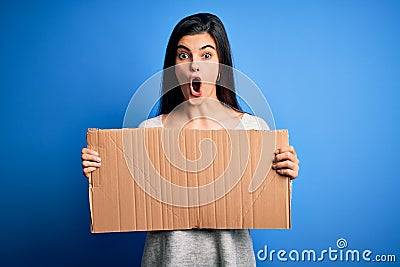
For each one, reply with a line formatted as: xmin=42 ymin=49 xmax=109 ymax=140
xmin=190 ymin=77 xmax=202 ymax=97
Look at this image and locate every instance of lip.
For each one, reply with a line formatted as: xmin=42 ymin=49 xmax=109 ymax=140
xmin=190 ymin=76 xmax=202 ymax=97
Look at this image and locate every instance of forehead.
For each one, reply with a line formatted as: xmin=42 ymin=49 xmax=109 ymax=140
xmin=177 ymin=32 xmax=216 ymax=49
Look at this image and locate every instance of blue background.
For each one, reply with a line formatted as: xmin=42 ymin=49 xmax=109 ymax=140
xmin=1 ymin=0 xmax=399 ymax=266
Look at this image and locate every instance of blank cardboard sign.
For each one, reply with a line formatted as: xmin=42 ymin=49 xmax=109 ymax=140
xmin=86 ymin=128 xmax=291 ymax=233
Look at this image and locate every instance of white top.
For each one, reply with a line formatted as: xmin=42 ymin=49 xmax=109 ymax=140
xmin=138 ymin=113 xmax=270 ymax=130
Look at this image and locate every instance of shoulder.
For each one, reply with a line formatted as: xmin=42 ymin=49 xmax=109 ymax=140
xmin=138 ymin=115 xmax=163 ymax=128
xmin=238 ymin=113 xmax=270 ymax=130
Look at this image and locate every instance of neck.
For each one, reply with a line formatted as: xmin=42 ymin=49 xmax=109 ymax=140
xmin=164 ymin=98 xmax=240 ymax=129
xmin=180 ymin=98 xmax=226 ymax=119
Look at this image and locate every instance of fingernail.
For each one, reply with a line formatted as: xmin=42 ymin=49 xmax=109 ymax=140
xmin=272 ymin=164 xmax=276 ymax=169
xmin=98 ymin=157 xmax=102 ymax=162
xmin=275 ymin=149 xmax=280 ymax=154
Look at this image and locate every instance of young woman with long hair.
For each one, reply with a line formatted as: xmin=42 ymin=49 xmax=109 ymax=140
xmin=82 ymin=13 xmax=299 ymax=266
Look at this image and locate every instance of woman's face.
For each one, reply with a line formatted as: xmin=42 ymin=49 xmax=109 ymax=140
xmin=174 ymin=32 xmax=220 ymax=103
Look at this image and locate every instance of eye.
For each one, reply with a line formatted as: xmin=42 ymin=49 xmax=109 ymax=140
xmin=178 ymin=52 xmax=189 ymax=60
xmin=203 ymin=52 xmax=212 ymax=59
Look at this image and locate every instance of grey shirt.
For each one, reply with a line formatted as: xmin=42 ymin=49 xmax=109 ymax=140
xmin=139 ymin=113 xmax=269 ymax=267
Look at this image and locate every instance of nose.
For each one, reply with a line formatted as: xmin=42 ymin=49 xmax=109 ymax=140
xmin=191 ymin=61 xmax=200 ymax=72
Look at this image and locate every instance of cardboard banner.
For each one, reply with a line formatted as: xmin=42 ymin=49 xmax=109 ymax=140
xmin=86 ymin=128 xmax=291 ymax=233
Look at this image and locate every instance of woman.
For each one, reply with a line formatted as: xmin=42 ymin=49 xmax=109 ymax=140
xmin=82 ymin=13 xmax=299 ymax=266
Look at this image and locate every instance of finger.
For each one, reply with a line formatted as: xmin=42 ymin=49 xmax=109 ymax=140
xmin=81 ymin=148 xmax=99 ymax=156
xmin=82 ymin=160 xmax=101 ymax=168
xmin=83 ymin=167 xmax=97 ymax=178
xmin=274 ymin=151 xmax=296 ymax=163
xmin=81 ymin=153 xmax=102 ymax=162
xmin=275 ymin=145 xmax=295 ymax=155
xmin=276 ymin=168 xmax=298 ymax=179
xmin=272 ymin=160 xmax=298 ymax=171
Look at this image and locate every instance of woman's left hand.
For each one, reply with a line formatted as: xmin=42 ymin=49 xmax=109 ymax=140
xmin=272 ymin=146 xmax=299 ymax=180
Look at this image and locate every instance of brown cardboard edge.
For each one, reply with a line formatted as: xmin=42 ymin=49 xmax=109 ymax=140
xmin=277 ymin=129 xmax=292 ymax=229
xmin=286 ymin=130 xmax=292 ymax=229
xmin=86 ymin=128 xmax=98 ymax=233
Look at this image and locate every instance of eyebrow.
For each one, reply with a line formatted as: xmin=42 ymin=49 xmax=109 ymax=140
xmin=177 ymin=44 xmax=216 ymax=51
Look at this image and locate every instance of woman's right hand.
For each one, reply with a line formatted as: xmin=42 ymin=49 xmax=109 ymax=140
xmin=81 ymin=148 xmax=101 ymax=178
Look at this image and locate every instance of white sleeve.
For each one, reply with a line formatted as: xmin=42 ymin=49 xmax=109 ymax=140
xmin=240 ymin=114 xmax=270 ymax=130
xmin=138 ymin=115 xmax=163 ymax=128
